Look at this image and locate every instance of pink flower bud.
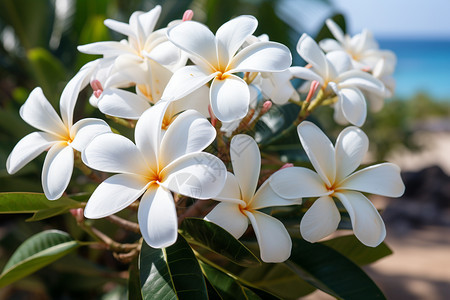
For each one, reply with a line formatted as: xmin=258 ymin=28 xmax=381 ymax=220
xmin=90 ymin=80 xmax=103 ymax=98
xmin=208 ymin=105 xmax=217 ymax=127
xmin=261 ymin=101 xmax=272 ymax=114
xmin=182 ymin=10 xmax=194 ymax=21
xmin=70 ymin=208 xmax=84 ymax=223
xmin=280 ymin=163 xmax=294 ymax=170
xmin=305 ymin=80 xmax=320 ymax=103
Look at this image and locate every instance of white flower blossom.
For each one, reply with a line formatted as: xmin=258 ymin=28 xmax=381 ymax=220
xmin=291 ymin=34 xmax=385 ymax=126
xmin=161 ymin=15 xmax=292 ymax=122
xmin=206 ymin=134 xmax=299 ymax=262
xmin=269 ymin=121 xmax=405 ymax=247
xmin=6 ymin=61 xmax=111 ymax=200
xmin=82 ymin=101 xmax=226 ymax=248
xmin=320 ymin=19 xmax=397 ymax=74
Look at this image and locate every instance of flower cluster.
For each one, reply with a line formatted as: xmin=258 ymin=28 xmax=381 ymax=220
xmin=6 ymin=6 xmax=404 ymax=263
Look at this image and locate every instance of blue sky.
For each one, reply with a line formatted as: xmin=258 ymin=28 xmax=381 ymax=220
xmin=278 ymin=0 xmax=450 ymax=39
xmin=332 ymin=0 xmax=450 ymax=39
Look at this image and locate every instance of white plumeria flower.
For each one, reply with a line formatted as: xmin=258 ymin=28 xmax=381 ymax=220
xmin=219 ymin=82 xmax=262 ymax=137
xmin=161 ymin=15 xmax=292 ymax=122
xmin=245 ymin=34 xmax=299 ymax=105
xmin=260 ymin=68 xmax=300 ymax=105
xmin=6 ymin=61 xmax=111 ymax=200
xmin=95 ymin=59 xmax=210 ymax=120
xmin=82 ymin=101 xmax=226 ymax=248
xmin=79 ymin=5 xmax=187 ymax=106
xmin=78 ymin=5 xmax=185 ymax=77
xmin=205 ymin=134 xmax=298 ymax=263
xmin=320 ymin=19 xmax=397 ymax=74
xmin=291 ymin=34 xmax=385 ymax=126
xmin=269 ymin=121 xmax=405 ymax=247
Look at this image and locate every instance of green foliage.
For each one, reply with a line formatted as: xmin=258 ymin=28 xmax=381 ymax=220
xmin=139 ymin=234 xmax=208 ymax=299
xmin=322 ymin=235 xmax=393 ymax=266
xmin=287 ymin=238 xmax=385 ymax=299
xmin=0 ymin=230 xmax=80 ymax=288
xmin=0 ymin=0 xmax=54 ymax=50
xmin=27 ymin=48 xmax=67 ymax=104
xmin=179 ymin=218 xmax=261 ymax=267
xmin=200 ymin=261 xmax=280 ymax=300
xmin=0 ymin=192 xmax=82 ymax=221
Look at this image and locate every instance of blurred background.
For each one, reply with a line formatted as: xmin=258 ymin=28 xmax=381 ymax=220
xmin=0 ymin=0 xmax=448 ymax=299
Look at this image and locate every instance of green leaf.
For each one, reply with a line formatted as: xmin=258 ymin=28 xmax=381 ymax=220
xmin=286 ymin=238 xmax=385 ymax=299
xmin=140 ymin=234 xmax=208 ymax=300
xmin=27 ymin=48 xmax=67 ymax=105
xmin=179 ymin=218 xmax=260 ymax=267
xmin=128 ymin=257 xmax=143 ymax=300
xmin=0 ymin=192 xmax=82 ymax=215
xmin=0 ymin=0 xmax=54 ymax=49
xmin=0 ymin=230 xmax=80 ymax=288
xmin=26 ymin=206 xmax=74 ymax=222
xmin=200 ymin=261 xmax=281 ymax=300
xmin=322 ymin=235 xmax=392 ymax=266
xmin=234 ymin=262 xmax=316 ymax=299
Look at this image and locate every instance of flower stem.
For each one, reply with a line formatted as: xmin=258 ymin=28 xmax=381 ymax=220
xmin=106 ymin=215 xmax=140 ymax=233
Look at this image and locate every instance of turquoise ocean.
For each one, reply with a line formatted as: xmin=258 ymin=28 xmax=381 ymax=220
xmin=378 ymin=39 xmax=450 ymax=100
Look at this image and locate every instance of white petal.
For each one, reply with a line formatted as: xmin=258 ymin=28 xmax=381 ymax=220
xmin=297 ymin=121 xmax=336 ymax=187
xmin=268 ymin=166 xmax=329 ymax=199
xmin=137 ymin=5 xmax=161 ymax=37
xmin=319 ymin=38 xmax=343 ymax=52
xmin=69 ymin=118 xmax=111 ymax=151
xmin=335 ymin=191 xmax=386 ymax=247
xmin=326 ymin=51 xmax=351 ymax=74
xmin=251 ymin=180 xmax=302 ymax=209
xmin=161 ymin=65 xmax=215 ymax=101
xmin=325 ymin=19 xmax=345 ymax=44
xmin=134 ymin=101 xmax=168 ymax=168
xmin=19 ymin=88 xmax=67 ymax=138
xmin=338 ymin=70 xmax=385 ymax=96
xmin=114 ymin=54 xmax=148 ymax=85
xmin=340 ymin=88 xmax=367 ymax=127
xmin=60 ymin=60 xmax=98 ymax=128
xmin=213 ymin=172 xmax=246 ymax=205
xmin=300 ymin=196 xmax=340 ymax=243
xmin=7 ymin=132 xmax=59 ymax=174
xmin=98 ymin=88 xmax=150 ymax=119
xmin=138 ymin=185 xmax=178 ymax=248
xmin=246 ymin=211 xmax=291 ymax=263
xmin=160 ymin=110 xmax=216 ymax=166
xmin=104 ymin=19 xmax=133 ymax=37
xmin=340 ymin=163 xmax=405 ymax=197
xmin=160 ymin=152 xmax=226 ymax=200
xmin=216 ymin=15 xmax=257 ymax=66
xmin=290 ymin=66 xmax=324 ymax=84
xmin=82 ymin=133 xmax=149 ymax=176
xmin=210 ymin=75 xmax=249 ymax=122
xmin=167 ymin=21 xmax=218 ymax=69
xmin=229 ymin=134 xmax=260 ymax=203
xmin=333 ymin=98 xmax=349 ymax=125
xmin=229 ymin=42 xmax=292 ymax=73
xmin=145 ymin=40 xmax=186 ymax=71
xmin=84 ymin=174 xmax=149 ymax=219
xmin=77 ymin=41 xmax=134 ymax=56
xmin=296 ymin=34 xmax=328 ymax=77
xmin=334 ymin=126 xmax=369 ymax=182
xmin=145 ymin=59 xmax=173 ymax=102
xmin=205 ymin=202 xmax=248 ymax=239
xmin=42 ymin=142 xmax=74 ymax=200
xmin=170 ymin=84 xmax=210 ymax=117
